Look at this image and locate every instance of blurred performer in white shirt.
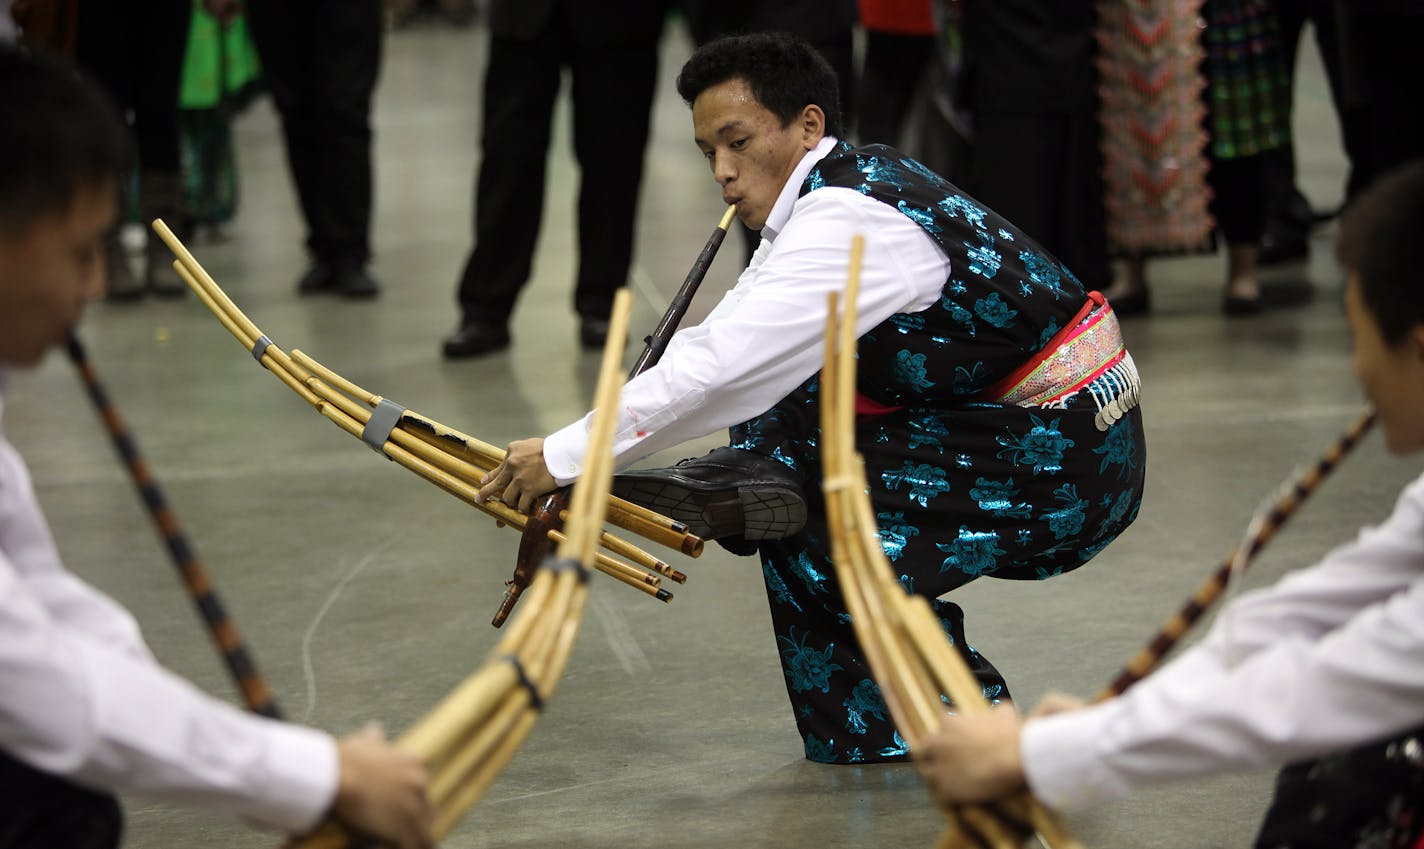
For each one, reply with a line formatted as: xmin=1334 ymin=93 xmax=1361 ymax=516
xmin=917 ymin=160 xmax=1424 ymax=849
xmin=0 ymin=47 xmax=431 ymax=849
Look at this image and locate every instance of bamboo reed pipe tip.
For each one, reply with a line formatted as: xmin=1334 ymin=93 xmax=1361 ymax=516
xmin=719 ymin=205 xmax=737 ymax=230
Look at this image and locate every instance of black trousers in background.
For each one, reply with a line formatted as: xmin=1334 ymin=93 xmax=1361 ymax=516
xmin=1267 ymin=0 xmax=1372 ymax=224
xmin=456 ymin=23 xmax=660 ymax=325
xmin=0 ymin=751 xmax=121 ymax=849
xmin=856 ymin=31 xmax=935 ymax=148
xmin=968 ymin=109 xmax=1112 ymax=290
xmin=245 ymin=0 xmax=383 ymax=267
xmin=1208 ymin=153 xmax=1269 ymax=247
xmin=75 ymin=0 xmax=191 ymax=175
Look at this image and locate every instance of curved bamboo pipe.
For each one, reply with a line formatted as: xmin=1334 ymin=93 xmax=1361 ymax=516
xmin=494 ymin=204 xmax=734 ymax=626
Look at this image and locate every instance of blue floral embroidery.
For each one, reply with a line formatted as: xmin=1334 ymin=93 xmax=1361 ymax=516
xmin=877 ymin=511 xmax=921 ymax=561
xmin=974 ymin=292 xmax=1019 ymax=328
xmin=1036 ymin=317 xmax=1061 ymax=351
xmin=907 ymin=414 xmax=950 ymax=452
xmin=875 ymin=426 xmax=891 ymax=444
xmin=996 ymin=413 xmax=1075 ymax=474
xmin=1092 ymin=421 xmax=1138 ymax=479
xmin=804 ymin=734 xmax=836 ymax=763
xmin=1098 ymin=489 xmax=1137 ymax=536
xmin=881 ymin=461 xmax=951 ymax=507
xmin=1016 ymin=528 xmax=1033 ymax=546
xmin=1077 ymin=537 xmax=1114 ymax=562
xmin=889 ymin=312 xmax=926 ymax=334
xmin=936 ymin=526 xmax=1007 ymax=576
xmin=879 ymin=730 xmax=909 ymax=758
xmin=788 ymin=551 xmax=829 ymax=595
xmin=1019 ymin=249 xmax=1064 ymax=296
xmin=762 ymin=562 xmax=803 ymax=611
xmin=844 ymin=678 xmax=889 ymax=735
xmin=900 ymin=574 xmax=916 ymax=594
xmin=778 ymin=627 xmax=843 ymax=693
xmin=799 ymin=703 xmax=815 ymax=718
xmin=846 ymin=747 xmax=865 ymax=763
xmin=969 ymin=477 xmax=1033 ymax=518
xmin=952 ymin=362 xmax=988 ymax=396
xmin=956 ymin=453 xmax=973 ymax=469
xmin=771 ymin=445 xmax=800 ymax=473
xmin=897 ymin=200 xmax=943 ymax=235
xmin=804 ymin=168 xmax=826 ymax=192
xmin=939 ymin=295 xmax=976 ymax=337
xmin=963 ymin=231 xmax=1002 ymax=279
xmin=856 ymin=154 xmax=906 ymax=191
xmin=1040 ymin=483 xmax=1088 ymax=539
xmin=902 ymin=155 xmax=942 ymax=183
xmin=947 ymin=278 xmax=967 ymax=296
xmin=894 ymin=349 xmax=936 ymax=392
xmin=998 ymin=228 xmax=1014 ymax=241
xmin=1033 ymin=564 xmax=1065 ymax=580
xmin=938 ymin=194 xmax=988 ymax=229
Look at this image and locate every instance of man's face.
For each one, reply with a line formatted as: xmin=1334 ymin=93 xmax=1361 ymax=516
xmin=0 ymin=179 xmax=116 ymax=367
xmin=1344 ymin=272 xmax=1424 ymax=454
xmin=691 ymin=77 xmax=823 ymax=231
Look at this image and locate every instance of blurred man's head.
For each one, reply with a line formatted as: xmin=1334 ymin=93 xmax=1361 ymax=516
xmin=1338 ymin=160 xmax=1424 ymax=453
xmin=0 ymin=47 xmax=128 ymax=367
xmin=677 ymin=34 xmax=840 ymax=230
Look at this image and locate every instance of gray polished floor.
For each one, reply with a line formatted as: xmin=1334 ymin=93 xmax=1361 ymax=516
xmin=6 ymin=18 xmax=1401 ymax=849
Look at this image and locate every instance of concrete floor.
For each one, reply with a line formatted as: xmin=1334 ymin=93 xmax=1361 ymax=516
xmin=6 ymin=18 xmax=1404 ymax=849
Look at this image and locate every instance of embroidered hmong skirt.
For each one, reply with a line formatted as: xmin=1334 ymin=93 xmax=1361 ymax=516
xmin=731 ymin=376 xmax=1146 ymax=764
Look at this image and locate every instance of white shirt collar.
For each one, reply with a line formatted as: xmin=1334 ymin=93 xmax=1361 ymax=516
xmin=761 ymin=136 xmax=841 ymax=242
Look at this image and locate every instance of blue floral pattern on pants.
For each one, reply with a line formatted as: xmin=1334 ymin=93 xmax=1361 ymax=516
xmin=728 ymin=142 xmax=1146 ymax=764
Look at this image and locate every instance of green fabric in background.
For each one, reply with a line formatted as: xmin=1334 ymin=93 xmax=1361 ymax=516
xmin=179 ymin=0 xmax=261 ymax=110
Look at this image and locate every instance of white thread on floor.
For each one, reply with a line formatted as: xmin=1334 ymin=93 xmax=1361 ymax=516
xmin=590 ymin=592 xmax=652 ymax=676
xmin=300 ymin=539 xmax=393 ymax=723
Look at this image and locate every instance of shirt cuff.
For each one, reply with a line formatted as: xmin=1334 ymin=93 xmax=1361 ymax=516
xmin=243 ymin=720 xmax=340 ymax=834
xmin=1020 ymin=703 xmax=1133 ymax=812
xmin=544 ymin=416 xmax=591 ymax=486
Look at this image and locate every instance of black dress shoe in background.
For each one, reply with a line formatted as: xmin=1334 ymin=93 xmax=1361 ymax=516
xmin=1106 ymin=288 xmax=1150 ymax=318
xmin=335 ymin=264 xmax=381 ymax=299
xmin=612 ymin=447 xmax=808 ymax=547
xmin=442 ymin=319 xmax=511 ymax=358
xmin=579 ymin=316 xmax=611 ymax=350
xmin=1223 ymin=294 xmax=1264 ymax=317
xmin=296 ymin=262 xmax=336 ymax=295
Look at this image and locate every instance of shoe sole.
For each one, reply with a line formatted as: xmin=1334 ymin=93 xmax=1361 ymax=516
xmin=612 ymin=478 xmax=806 ymax=541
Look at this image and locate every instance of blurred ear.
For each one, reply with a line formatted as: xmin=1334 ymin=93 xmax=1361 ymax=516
xmin=799 ymin=104 xmax=826 ymax=148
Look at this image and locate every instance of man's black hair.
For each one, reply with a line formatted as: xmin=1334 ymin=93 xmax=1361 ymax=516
xmin=1337 ymin=159 xmax=1424 ymax=346
xmin=675 ymin=32 xmax=844 ymax=139
xmin=0 ymin=46 xmax=130 ymax=232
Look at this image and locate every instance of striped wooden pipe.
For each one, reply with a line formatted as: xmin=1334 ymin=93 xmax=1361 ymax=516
xmin=66 ymin=334 xmax=280 ymax=718
xmin=1096 ymin=409 xmax=1377 ymax=701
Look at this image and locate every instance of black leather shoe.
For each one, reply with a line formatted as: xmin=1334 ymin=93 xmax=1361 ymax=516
xmin=296 ymin=263 xmax=336 ymax=295
xmin=579 ymin=317 xmax=610 ymax=350
xmin=1223 ymin=294 xmax=1264 ymax=316
xmin=612 ymin=447 xmax=808 ymax=546
xmin=335 ymin=265 xmax=381 ymax=299
xmin=442 ymin=319 xmax=510 ymax=358
xmin=1106 ymin=288 xmax=1150 ymax=318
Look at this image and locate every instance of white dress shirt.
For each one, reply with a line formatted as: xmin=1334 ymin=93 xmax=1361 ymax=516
xmin=543 ymin=136 xmax=953 ymax=483
xmin=0 ymin=373 xmax=337 ymax=833
xmin=1022 ymin=470 xmax=1424 ymax=811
